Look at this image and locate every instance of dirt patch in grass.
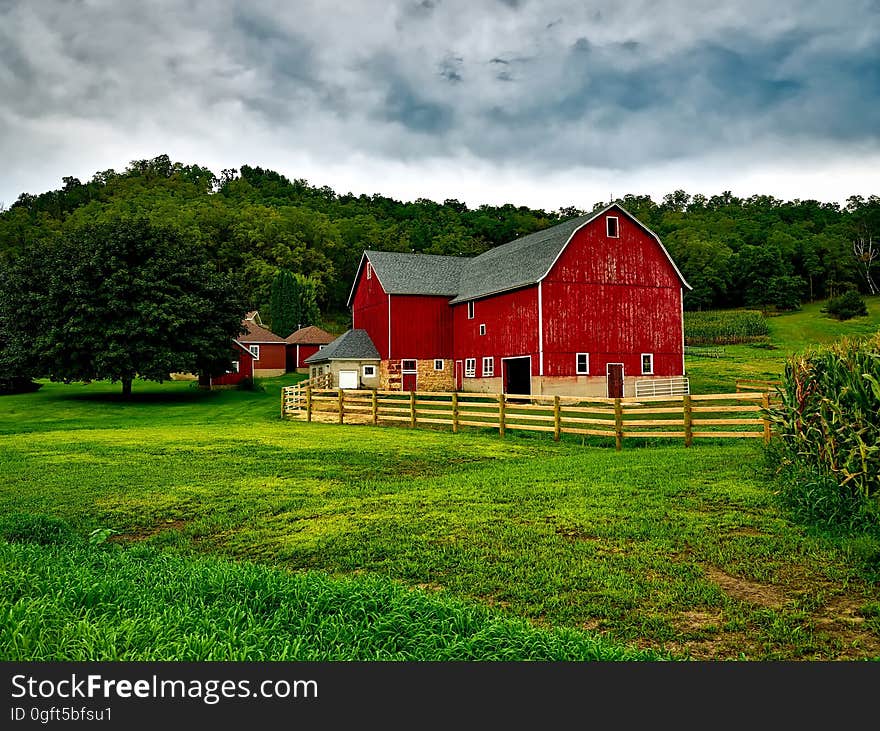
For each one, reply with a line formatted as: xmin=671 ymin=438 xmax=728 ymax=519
xmin=676 ymin=610 xmax=724 ymax=632
xmin=110 ymin=519 xmax=188 ymax=542
xmin=704 ymin=565 xmax=787 ymax=608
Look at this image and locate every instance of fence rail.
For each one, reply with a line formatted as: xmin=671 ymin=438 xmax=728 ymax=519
xmin=735 ymin=378 xmax=781 ymax=393
xmin=282 ymin=387 xmax=774 ymax=449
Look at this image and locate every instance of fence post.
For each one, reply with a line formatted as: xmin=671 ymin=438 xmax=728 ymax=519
xmin=306 ymin=386 xmax=313 ymax=423
xmin=498 ymin=393 xmax=506 ymax=438
xmin=683 ymin=394 xmax=693 ymax=447
xmin=553 ymin=396 xmax=561 ymax=441
xmin=614 ymin=398 xmax=623 ymax=451
xmin=281 ymin=387 xmax=286 ymax=419
xmin=338 ymin=388 xmax=345 ymax=425
xmin=762 ymin=393 xmax=771 ymax=444
xmin=452 ymin=392 xmax=459 ymax=434
xmin=372 ymin=389 xmax=378 ymax=425
xmin=410 ymin=390 xmax=416 ymax=428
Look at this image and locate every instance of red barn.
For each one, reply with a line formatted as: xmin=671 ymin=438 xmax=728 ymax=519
xmin=208 ymin=340 xmax=255 ymax=387
xmin=343 ymin=204 xmax=689 ymax=397
xmin=285 ymin=325 xmax=336 ymax=372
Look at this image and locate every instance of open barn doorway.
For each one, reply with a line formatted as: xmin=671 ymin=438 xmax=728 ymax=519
xmin=503 ymin=356 xmax=531 ymax=396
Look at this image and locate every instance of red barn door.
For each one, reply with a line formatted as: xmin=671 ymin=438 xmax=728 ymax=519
xmin=607 ymin=363 xmax=624 ymax=398
xmin=454 ymin=360 xmax=463 ymax=390
xmin=402 ymin=359 xmax=417 ymax=391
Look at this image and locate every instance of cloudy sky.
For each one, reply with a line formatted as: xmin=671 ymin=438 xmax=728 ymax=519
xmin=1 ymin=0 xmax=878 ymax=210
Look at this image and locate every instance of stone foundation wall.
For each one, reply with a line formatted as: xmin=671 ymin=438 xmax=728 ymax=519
xmin=379 ymin=359 xmax=454 ymax=391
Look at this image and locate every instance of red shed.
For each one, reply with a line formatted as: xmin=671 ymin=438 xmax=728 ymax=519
xmin=285 ymin=325 xmax=336 ymax=372
xmin=237 ymin=320 xmax=288 ymax=378
xmin=346 ymin=204 xmax=690 ymax=397
xmin=208 ymin=340 xmax=255 ymax=387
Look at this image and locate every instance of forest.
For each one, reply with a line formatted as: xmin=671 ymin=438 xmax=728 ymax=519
xmin=1 ymin=154 xmax=877 ymax=326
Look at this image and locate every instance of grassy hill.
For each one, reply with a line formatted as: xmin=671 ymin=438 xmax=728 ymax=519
xmin=685 ymin=296 xmax=880 ymax=392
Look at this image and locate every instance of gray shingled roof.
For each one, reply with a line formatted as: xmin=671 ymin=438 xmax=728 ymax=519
xmin=304 ymin=329 xmax=380 ymax=364
xmin=449 ymin=215 xmax=592 ymax=303
xmin=364 ymin=250 xmax=466 ymax=296
xmin=347 ymin=205 xmax=689 ymax=307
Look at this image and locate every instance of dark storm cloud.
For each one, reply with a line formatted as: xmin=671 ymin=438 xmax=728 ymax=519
xmin=0 ymin=0 xmax=879 ymax=203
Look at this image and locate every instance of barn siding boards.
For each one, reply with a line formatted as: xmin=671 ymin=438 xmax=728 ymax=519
xmin=389 ymin=295 xmax=453 ymax=360
xmin=351 ymin=261 xmax=390 ymax=358
xmin=452 ymin=286 xmax=539 ymax=366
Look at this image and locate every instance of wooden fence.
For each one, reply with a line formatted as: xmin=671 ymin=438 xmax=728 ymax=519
xmin=735 ymin=378 xmax=781 ymax=393
xmin=282 ymin=387 xmax=774 ymax=449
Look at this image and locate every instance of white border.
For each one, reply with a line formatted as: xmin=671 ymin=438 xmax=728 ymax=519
xmin=576 ymin=352 xmax=590 ymax=375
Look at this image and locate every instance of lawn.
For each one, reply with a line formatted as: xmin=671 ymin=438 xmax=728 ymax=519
xmin=2 ymin=364 xmax=880 ymax=660
xmin=685 ymin=296 xmax=880 ymax=392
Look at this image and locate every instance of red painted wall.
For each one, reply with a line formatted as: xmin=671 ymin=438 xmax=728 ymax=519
xmin=212 ymin=345 xmax=254 ymax=386
xmin=287 ymin=343 xmax=321 ymax=369
xmin=251 ymin=343 xmax=287 ymax=371
xmin=351 ymin=261 xmax=389 ymax=358
xmin=541 ymin=212 xmax=684 ymax=377
xmin=390 ymin=295 xmax=453 ymax=360
xmin=452 ymin=286 xmax=539 ymax=376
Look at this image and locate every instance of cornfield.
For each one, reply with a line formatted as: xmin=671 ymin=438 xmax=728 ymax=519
xmin=769 ymin=332 xmax=880 ymax=513
xmin=684 ymin=310 xmax=770 ymax=345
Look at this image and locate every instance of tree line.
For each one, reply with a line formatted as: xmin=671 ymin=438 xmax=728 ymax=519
xmin=1 ymin=154 xmax=878 ymax=322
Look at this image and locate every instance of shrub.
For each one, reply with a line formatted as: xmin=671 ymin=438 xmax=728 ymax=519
xmin=0 ymin=513 xmax=76 ymax=545
xmin=768 ymin=333 xmax=880 ymax=527
xmin=684 ymin=310 xmax=770 ymax=345
xmin=236 ymin=376 xmax=264 ymax=391
xmin=824 ymin=290 xmax=868 ymax=320
xmin=0 ymin=378 xmax=42 ymax=395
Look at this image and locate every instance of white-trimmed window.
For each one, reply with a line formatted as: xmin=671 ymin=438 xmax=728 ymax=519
xmin=482 ymin=357 xmax=494 ymax=377
xmin=402 ymin=359 xmax=417 ymax=372
xmin=464 ymin=358 xmax=476 ymax=378
xmin=366 ymin=262 xmax=372 ymax=280
xmin=576 ymin=352 xmax=589 ymax=375
xmin=606 ymin=216 xmax=619 ymax=238
xmin=479 ymin=323 xmax=486 ymax=336
xmin=319 ymin=344 xmax=325 ymax=350
xmin=641 ymin=353 xmax=654 ymax=375
xmin=433 ymin=359 xmax=444 ymax=371
xmin=230 ymin=360 xmax=240 ymax=373
xmin=249 ymin=345 xmax=260 ymax=360
xmin=467 ymin=301 xmax=475 ymax=319
xmin=363 ymin=365 xmax=376 ymax=378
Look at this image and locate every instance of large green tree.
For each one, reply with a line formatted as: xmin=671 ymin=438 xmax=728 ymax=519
xmin=0 ymin=218 xmax=247 ymax=396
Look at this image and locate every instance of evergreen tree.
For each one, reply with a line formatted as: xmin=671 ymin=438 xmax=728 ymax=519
xmin=269 ymin=269 xmax=297 ymax=337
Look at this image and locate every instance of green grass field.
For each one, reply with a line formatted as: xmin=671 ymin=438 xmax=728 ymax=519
xmin=2 ymin=299 xmax=879 ymax=661
xmin=685 ymin=296 xmax=880 ymax=392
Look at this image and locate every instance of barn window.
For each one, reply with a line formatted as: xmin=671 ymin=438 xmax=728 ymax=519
xmin=248 ymin=345 xmax=260 ymax=360
xmin=363 ymin=365 xmax=376 ymax=377
xmin=606 ymin=216 xmax=619 ymax=238
xmin=641 ymin=353 xmax=654 ymax=375
xmin=366 ymin=262 xmax=372 ymax=280
xmin=482 ymin=357 xmax=494 ymax=377
xmin=402 ymin=359 xmax=417 ymax=372
xmin=479 ymin=323 xmax=486 ymax=336
xmin=230 ymin=360 xmax=240 ymax=374
xmin=433 ymin=359 xmax=444 ymax=371
xmin=467 ymin=301 xmax=475 ymax=319
xmin=576 ymin=353 xmax=589 ymax=375
xmin=465 ymin=358 xmax=476 ymax=378
xmin=319 ymin=345 xmax=325 ymax=350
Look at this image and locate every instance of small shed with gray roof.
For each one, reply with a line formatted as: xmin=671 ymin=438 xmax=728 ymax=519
xmin=304 ymin=329 xmax=381 ymax=390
